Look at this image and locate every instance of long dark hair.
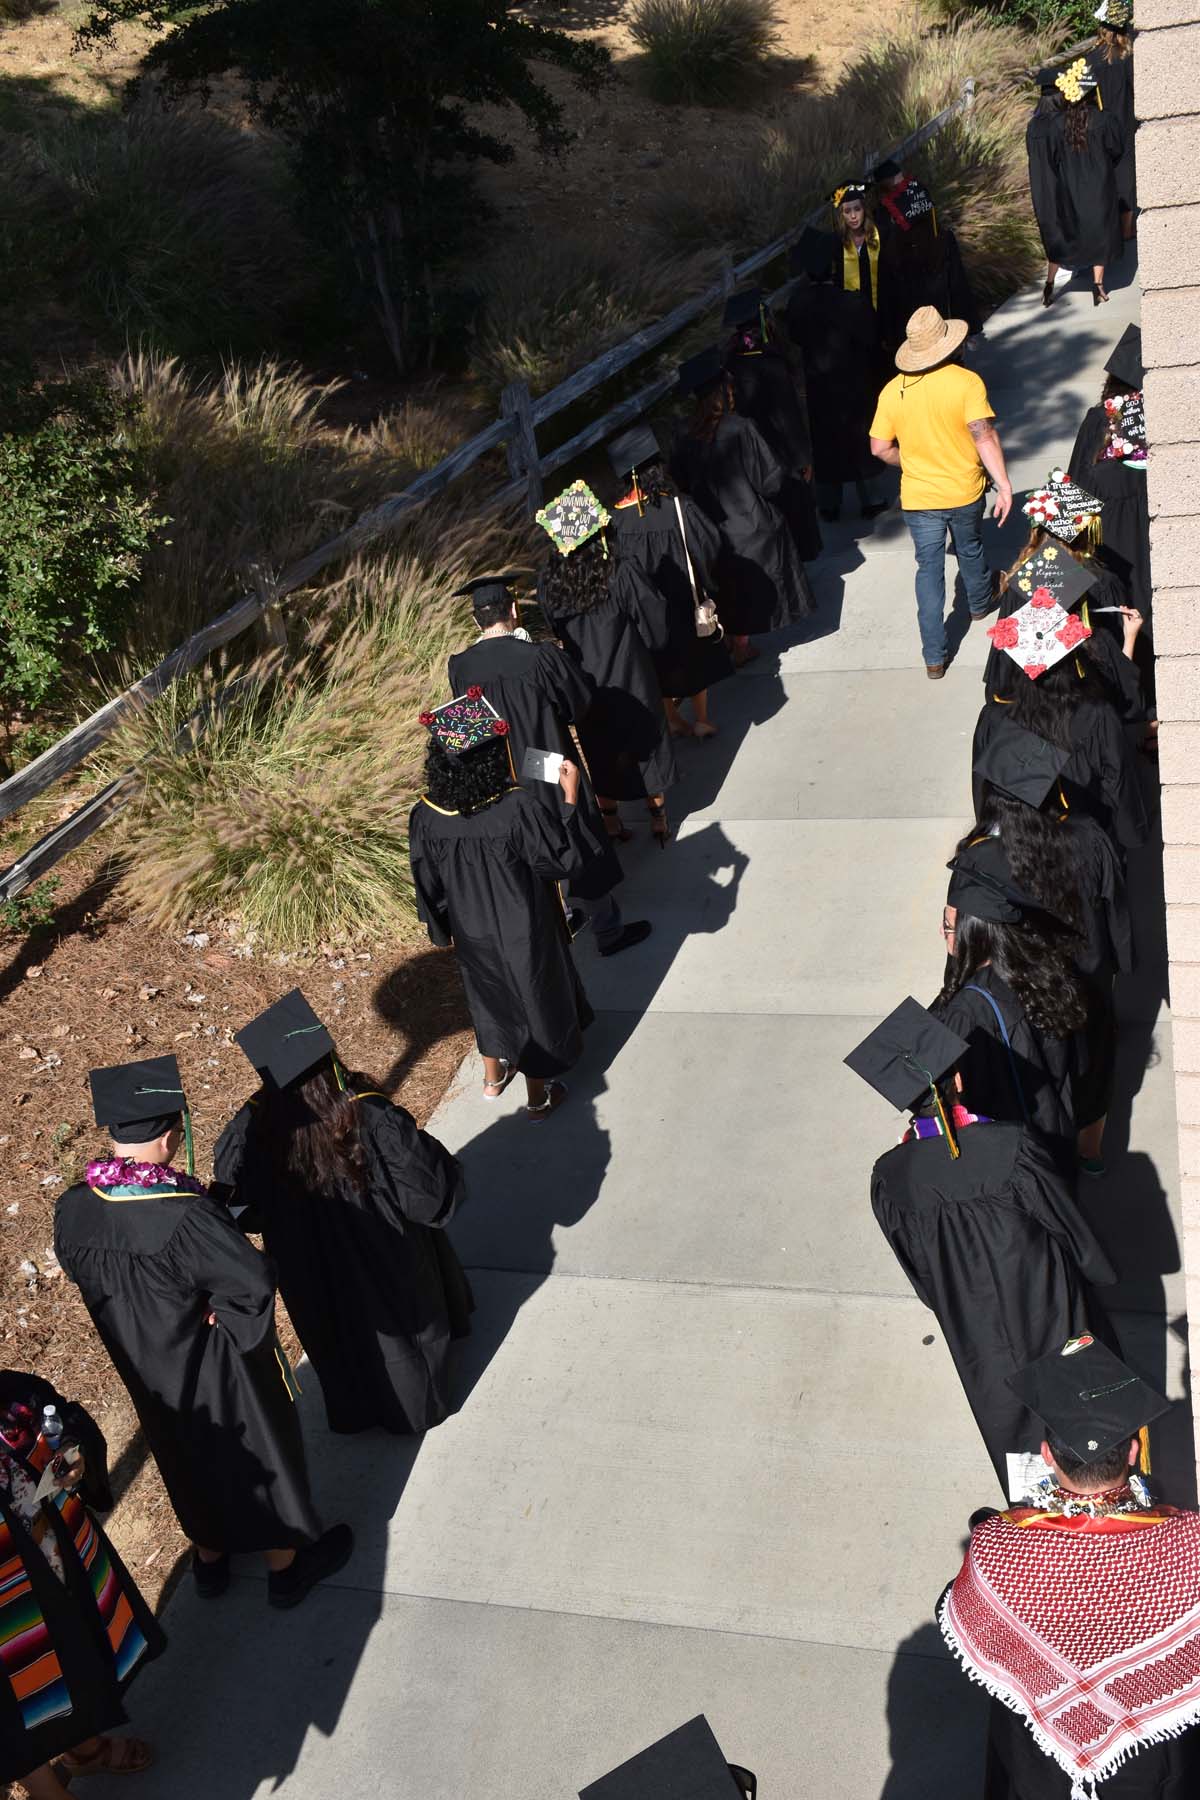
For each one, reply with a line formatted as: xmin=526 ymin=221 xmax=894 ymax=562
xmin=251 ymin=1059 xmax=367 ymax=1194
xmin=538 ymin=533 xmax=615 ymax=618
xmin=962 ymin=795 xmax=1085 ymax=942
xmin=998 ymin=641 xmax=1116 ymax=741
xmin=1096 ymin=25 xmax=1132 ymax=61
xmin=687 ymin=373 xmax=735 ymax=447
xmin=940 ymin=913 xmax=1088 ymax=1036
xmin=1063 ymin=97 xmax=1092 ymax=152
xmin=422 ymin=732 xmax=514 ymax=814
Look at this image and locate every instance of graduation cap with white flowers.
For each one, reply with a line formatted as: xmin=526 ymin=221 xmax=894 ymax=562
xmin=1021 ymin=469 xmax=1104 ymax=544
xmin=1094 ymin=0 xmax=1132 ymax=29
xmin=578 ymin=1715 xmax=756 ymax=1800
xmin=535 ymin=480 xmax=610 ymax=557
xmin=1102 ymin=390 xmax=1146 ymax=464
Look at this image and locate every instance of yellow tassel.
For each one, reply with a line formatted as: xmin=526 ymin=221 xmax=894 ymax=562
xmin=1139 ymin=1424 xmax=1151 ymax=1475
xmin=934 ymin=1087 xmax=961 ymax=1158
xmin=633 ymin=474 xmax=644 ymax=517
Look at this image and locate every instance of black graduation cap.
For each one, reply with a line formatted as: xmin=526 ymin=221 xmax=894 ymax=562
xmin=870 ymin=158 xmax=901 ymax=182
xmin=578 ymin=1716 xmax=752 ymax=1800
xmin=1004 ymin=540 xmax=1098 ymax=611
xmin=829 ymin=180 xmax=867 ymax=206
xmin=606 ymin=423 xmax=661 ymax=478
xmin=452 ymin=572 xmax=527 ymax=614
xmin=235 ymin=988 xmax=336 ymax=1090
xmin=1105 ymin=322 xmax=1143 ymax=390
xmin=789 ymin=227 xmax=837 ymax=281
xmin=722 ymin=286 xmax=765 ymax=330
xmin=946 ymin=834 xmax=1047 ymax=924
xmin=973 ymin=720 xmax=1070 ymax=808
xmin=1006 ymin=1337 xmax=1170 ymax=1462
xmin=90 ymin=1055 xmax=187 ymax=1139
xmin=677 ymin=346 xmax=727 ymax=396
xmin=843 ymin=997 xmax=968 ymax=1113
xmin=1034 ymin=65 xmax=1061 ymax=89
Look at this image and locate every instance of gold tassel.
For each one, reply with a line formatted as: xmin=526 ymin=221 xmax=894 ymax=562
xmin=633 ymin=473 xmax=644 ymax=517
xmin=934 ymin=1085 xmax=961 ymax=1158
xmin=1139 ymin=1424 xmax=1151 ymax=1475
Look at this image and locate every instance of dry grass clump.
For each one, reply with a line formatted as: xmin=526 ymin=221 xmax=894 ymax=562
xmin=629 ymin=0 xmax=782 ymax=104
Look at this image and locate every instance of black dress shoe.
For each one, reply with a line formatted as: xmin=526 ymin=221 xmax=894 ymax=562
xmin=598 ymin=920 xmax=652 ymax=957
xmin=193 ymin=1551 xmax=231 ymax=1599
xmin=267 ymin=1524 xmax=354 ymax=1610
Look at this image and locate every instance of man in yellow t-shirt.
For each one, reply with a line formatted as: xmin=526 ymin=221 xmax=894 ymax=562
xmin=870 ymin=306 xmax=1013 ymax=679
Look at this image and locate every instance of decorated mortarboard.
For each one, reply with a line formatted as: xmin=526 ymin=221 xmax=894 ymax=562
xmin=946 ymin=834 xmax=1047 ymax=924
xmin=1055 ymin=56 xmax=1099 ymax=101
xmin=1035 ymin=64 xmax=1061 ymax=89
xmin=1105 ymin=322 xmax=1143 ymax=389
xmin=418 ymin=690 xmax=510 ymax=756
xmin=606 ymin=423 xmax=661 ymax=478
xmin=535 ymin=480 xmax=610 ymax=557
xmin=234 ymin=988 xmax=335 ymax=1091
xmin=829 ymin=180 xmax=867 ymax=207
xmin=973 ymin=719 xmax=1070 ymax=808
xmin=578 ymin=1715 xmax=753 ymax=1800
xmin=1021 ymin=469 xmax=1104 ymax=544
xmin=1005 ymin=539 xmax=1098 ymax=612
xmin=722 ymin=286 xmax=766 ymax=330
xmin=676 ymin=345 xmax=727 ymax=396
xmin=884 ymin=178 xmax=935 ymax=226
xmin=844 ymin=997 xmax=968 ymax=1114
xmin=1102 ymin=389 xmax=1146 ymax=464
xmin=1006 ymin=1336 xmax=1169 ymax=1462
xmin=789 ymin=227 xmax=838 ymax=280
xmin=452 ymin=571 xmax=527 ymax=613
xmin=988 ymin=592 xmax=1092 ymax=682
xmin=90 ymin=1055 xmax=187 ymax=1140
xmin=1094 ymin=0 xmax=1132 ymax=28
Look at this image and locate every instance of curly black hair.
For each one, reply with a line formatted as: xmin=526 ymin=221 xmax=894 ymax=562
xmin=538 ymin=533 xmax=615 ymax=619
xmin=962 ymin=793 xmax=1085 ymax=944
xmin=939 ymin=912 xmax=1088 ymax=1037
xmin=422 ymin=732 xmax=514 ymax=815
xmin=614 ymin=457 xmax=678 ymax=508
xmin=990 ymin=634 xmax=1118 ymax=731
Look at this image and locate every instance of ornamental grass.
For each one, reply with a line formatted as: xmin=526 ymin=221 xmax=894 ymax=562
xmin=629 ymin=0 xmax=783 ymax=105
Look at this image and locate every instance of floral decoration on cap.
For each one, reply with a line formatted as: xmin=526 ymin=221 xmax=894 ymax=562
xmin=1022 ymin=469 xmax=1104 ymax=543
xmin=535 ymin=480 xmax=611 ymax=557
xmin=830 ymin=181 xmax=867 ymax=207
xmin=1094 ymin=0 xmax=1132 ymax=26
xmin=1055 ymin=56 xmax=1099 ymax=101
xmin=1008 ymin=539 xmax=1098 ymax=613
xmin=988 ymin=598 xmax=1091 ymax=681
xmin=420 ymin=691 xmax=509 ymax=756
xmin=1102 ymin=391 xmax=1146 ymax=464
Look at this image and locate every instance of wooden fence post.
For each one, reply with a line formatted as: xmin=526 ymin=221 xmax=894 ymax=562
xmin=500 ymin=380 xmax=543 ymax=515
xmin=248 ymin=563 xmax=288 ymax=655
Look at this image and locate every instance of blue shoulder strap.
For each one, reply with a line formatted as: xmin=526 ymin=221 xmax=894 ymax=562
xmin=963 ymin=983 xmax=1030 ymax=1123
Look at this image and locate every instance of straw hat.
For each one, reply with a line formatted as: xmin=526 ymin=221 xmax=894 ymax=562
xmin=894 ymin=305 xmax=970 ymax=373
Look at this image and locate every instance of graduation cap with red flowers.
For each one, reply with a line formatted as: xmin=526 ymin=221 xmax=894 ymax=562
xmin=419 ymin=690 xmax=509 ymax=755
xmin=987 ymin=597 xmax=1092 ymax=682
xmin=1021 ymin=468 xmax=1104 ymax=544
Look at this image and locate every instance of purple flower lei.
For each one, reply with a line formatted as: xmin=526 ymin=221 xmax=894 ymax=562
xmin=86 ymin=1157 xmax=208 ymax=1195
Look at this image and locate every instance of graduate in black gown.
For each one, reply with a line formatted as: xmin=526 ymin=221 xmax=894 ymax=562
xmin=409 ymin=693 xmax=598 ymax=1121
xmin=933 ymin=836 xmax=1088 ymax=1158
xmin=847 ymin=1000 xmax=1116 ymax=1492
xmin=1089 ymin=0 xmax=1137 ymax=229
xmin=830 ymin=183 xmax=885 ymax=324
xmin=1026 ymin=60 xmax=1125 ymax=304
xmin=1069 ymin=324 xmax=1152 ymax=637
xmin=54 ymin=1057 xmax=351 ymax=1607
xmin=785 ymin=227 xmax=889 ymax=522
xmin=721 ymin=285 xmax=823 ymax=579
xmin=0 ymin=1369 xmax=165 ymax=1797
xmin=446 ymin=572 xmax=648 ymax=958
xmin=213 ymin=990 xmax=473 ymax=1436
xmin=671 ymin=346 xmax=811 ymax=663
xmin=604 ymin=422 xmax=732 ymax=739
xmin=871 ymin=158 xmax=981 ymax=348
xmin=536 ymin=479 xmax=676 ymax=845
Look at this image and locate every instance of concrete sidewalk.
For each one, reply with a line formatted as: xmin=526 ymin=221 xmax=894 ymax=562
xmin=119 ymin=259 xmax=1184 ymax=1800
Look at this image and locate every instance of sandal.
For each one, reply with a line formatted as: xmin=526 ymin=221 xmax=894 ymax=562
xmin=61 ymin=1736 xmax=156 ymax=1777
xmin=526 ymin=1080 xmax=567 ymax=1122
xmin=483 ymin=1059 xmax=515 ymax=1101
xmin=646 ymin=799 xmax=670 ymax=850
xmin=599 ymin=803 xmax=632 ymax=844
xmin=691 ymin=720 xmax=718 ymax=740
xmin=668 ymin=717 xmax=695 ymax=738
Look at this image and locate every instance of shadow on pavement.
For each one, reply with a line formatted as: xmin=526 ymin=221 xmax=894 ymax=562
xmin=880 ymin=1620 xmax=987 ymax=1799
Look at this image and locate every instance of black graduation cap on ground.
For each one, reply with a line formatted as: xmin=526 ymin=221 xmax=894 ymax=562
xmin=452 ymin=572 xmax=527 ymax=614
xmin=606 ymin=423 xmax=661 ymax=477
xmin=789 ymin=227 xmax=838 ymax=281
xmin=843 ymin=997 xmax=968 ymax=1113
xmin=90 ymin=1055 xmax=187 ymax=1139
xmin=974 ymin=719 xmax=1070 ymax=808
xmin=1006 ymin=1337 xmax=1170 ymax=1462
xmin=578 ymin=1715 xmax=753 ymax=1800
xmin=1105 ymin=322 xmax=1144 ymax=390
xmin=677 ymin=345 xmax=727 ymax=395
xmin=235 ymin=988 xmax=335 ymax=1090
xmin=947 ymin=834 xmax=1046 ymax=924
xmin=722 ymin=286 xmax=765 ymax=330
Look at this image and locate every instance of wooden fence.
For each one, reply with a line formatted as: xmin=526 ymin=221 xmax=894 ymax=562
xmin=0 ymin=81 xmax=981 ymax=902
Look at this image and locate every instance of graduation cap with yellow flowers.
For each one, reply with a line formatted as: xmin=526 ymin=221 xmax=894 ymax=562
xmin=1055 ymin=57 xmax=1099 ymax=102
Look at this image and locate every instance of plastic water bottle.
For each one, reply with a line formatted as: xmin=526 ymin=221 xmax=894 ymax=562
xmin=42 ymin=1405 xmax=63 ymax=1449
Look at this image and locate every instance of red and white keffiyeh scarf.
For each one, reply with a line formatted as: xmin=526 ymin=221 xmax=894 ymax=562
xmin=940 ymin=1506 xmax=1200 ymax=1797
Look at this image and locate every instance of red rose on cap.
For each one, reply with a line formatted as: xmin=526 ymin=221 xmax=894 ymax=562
xmin=1023 ymin=662 xmax=1047 ymax=681
xmin=1056 ymin=614 xmax=1091 ymax=649
xmin=988 ymin=617 xmax=1019 ymax=649
xmin=1030 ymin=586 xmax=1056 ymax=608
xmin=418 ymin=711 xmax=435 ymax=727
xmin=466 ymin=685 xmax=483 ymax=700
xmin=492 ymin=719 xmax=509 ymax=736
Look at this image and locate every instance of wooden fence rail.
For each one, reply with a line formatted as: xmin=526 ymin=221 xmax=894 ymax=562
xmin=0 ymin=80 xmax=981 ymax=902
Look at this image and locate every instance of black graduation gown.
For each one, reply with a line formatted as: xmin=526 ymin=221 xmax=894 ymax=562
xmin=408 ymin=788 xmax=595 ymax=1076
xmin=447 ymin=635 xmax=621 ymax=901
xmin=540 ymin=560 xmax=677 ymax=801
xmin=1064 ymin=811 xmax=1132 ymax=1128
xmin=982 ymin=560 xmax=1144 ymax=724
xmin=213 ymin=1093 xmax=473 ymax=1436
xmin=972 ymin=695 xmax=1149 ymax=851
xmin=672 ymin=412 xmax=811 ymax=635
xmin=1026 ymin=106 xmax=1125 ymax=269
xmin=877 ymin=225 xmax=982 ymax=348
xmin=870 ymin=1122 xmax=1116 ymax=1488
xmin=785 ymin=282 xmax=882 ymax=487
xmin=986 ymin=1698 xmax=1200 ymax=1799
xmin=1088 ymin=47 xmax=1136 ymax=211
xmin=932 ymin=965 xmax=1076 ymax=1150
xmin=54 ymin=1181 xmax=321 ymax=1553
xmin=0 ymin=1371 xmax=166 ymax=1785
xmin=1069 ymin=405 xmax=1152 ymax=623
xmin=726 ymin=347 xmax=824 ymax=564
xmin=608 ymin=494 xmax=734 ymax=698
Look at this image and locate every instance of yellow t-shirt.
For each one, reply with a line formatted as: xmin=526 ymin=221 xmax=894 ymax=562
xmin=870 ymin=365 xmax=994 ymax=511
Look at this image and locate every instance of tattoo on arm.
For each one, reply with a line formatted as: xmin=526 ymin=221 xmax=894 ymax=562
xmin=967 ymin=418 xmax=995 ymax=441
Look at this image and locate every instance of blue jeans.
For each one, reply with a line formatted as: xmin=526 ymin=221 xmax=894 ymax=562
xmin=903 ymin=496 xmax=993 ymax=667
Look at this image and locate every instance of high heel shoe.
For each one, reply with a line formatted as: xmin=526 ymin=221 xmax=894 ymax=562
xmin=599 ymin=803 xmax=632 ymax=844
xmin=1092 ymin=283 xmax=1108 ymax=306
xmin=646 ymin=799 xmax=670 ymax=849
xmin=1042 ymin=278 xmax=1056 ymax=308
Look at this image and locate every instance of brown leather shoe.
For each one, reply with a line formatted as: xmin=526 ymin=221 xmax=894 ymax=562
xmin=926 ymin=663 xmax=946 ymax=680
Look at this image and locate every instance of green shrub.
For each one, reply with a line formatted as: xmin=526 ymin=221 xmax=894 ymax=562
xmin=0 ymin=0 xmax=58 ymax=18
xmin=629 ymin=0 xmax=782 ymax=104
